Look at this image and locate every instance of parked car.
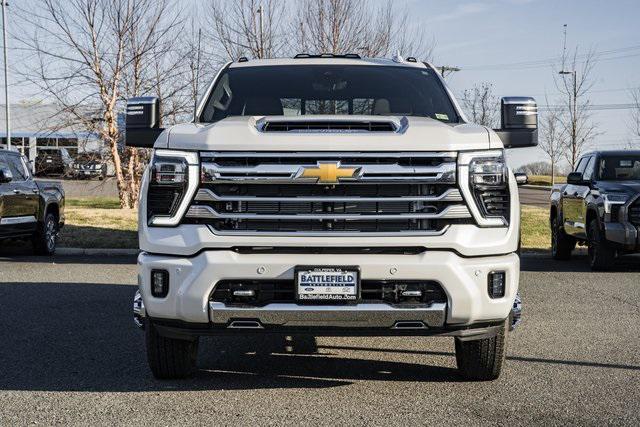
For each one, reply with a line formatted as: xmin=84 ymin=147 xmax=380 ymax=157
xmin=127 ymin=54 xmax=538 ymax=381
xmin=550 ymin=150 xmax=640 ymax=270
xmin=0 ymin=148 xmax=65 ymax=255
xmin=35 ymin=147 xmax=74 ymax=177
xmin=71 ymin=152 xmax=108 ymax=180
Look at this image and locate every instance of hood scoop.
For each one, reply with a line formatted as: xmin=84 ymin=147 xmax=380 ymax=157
xmin=255 ymin=115 xmax=408 ymax=134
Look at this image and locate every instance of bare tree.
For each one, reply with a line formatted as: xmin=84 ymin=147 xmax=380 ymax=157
xmin=206 ymin=0 xmax=285 ymax=62
xmin=555 ymin=47 xmax=599 ymax=169
xmin=538 ymin=99 xmax=566 ymax=184
xmin=518 ymin=161 xmax=552 ymax=176
xmin=293 ymin=0 xmax=434 ymax=60
xmin=14 ymin=0 xmax=184 ymax=208
xmin=461 ymin=82 xmax=499 ymax=127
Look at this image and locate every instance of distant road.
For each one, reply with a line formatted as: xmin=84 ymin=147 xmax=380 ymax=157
xmin=519 ymin=186 xmax=550 ymax=208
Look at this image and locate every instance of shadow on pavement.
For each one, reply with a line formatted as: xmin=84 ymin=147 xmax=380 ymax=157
xmin=0 ymin=281 xmax=462 ymax=393
xmin=521 ymin=253 xmax=640 ymax=273
xmin=318 ymin=345 xmax=640 ymax=372
xmin=0 ymin=253 xmax=136 ymax=264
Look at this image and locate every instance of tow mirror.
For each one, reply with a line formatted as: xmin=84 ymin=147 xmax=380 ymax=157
xmin=494 ymin=97 xmax=538 ymax=148
xmin=514 ymin=172 xmax=528 ymax=186
xmin=125 ymin=97 xmax=164 ymax=148
xmin=567 ymin=172 xmax=583 ymax=185
xmin=0 ymin=167 xmax=13 ymax=183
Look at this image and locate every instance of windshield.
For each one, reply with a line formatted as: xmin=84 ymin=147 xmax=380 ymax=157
xmin=199 ymin=65 xmax=459 ymax=123
xmin=598 ymin=155 xmax=640 ymax=181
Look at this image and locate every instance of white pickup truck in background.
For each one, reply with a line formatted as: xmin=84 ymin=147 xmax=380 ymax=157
xmin=127 ymin=54 xmax=537 ymax=381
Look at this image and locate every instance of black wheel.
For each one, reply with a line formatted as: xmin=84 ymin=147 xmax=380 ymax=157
xmin=32 ymin=212 xmax=58 ymax=255
xmin=145 ymin=322 xmax=199 ymax=379
xmin=588 ymin=219 xmax=615 ymax=271
xmin=455 ymin=322 xmax=506 ymax=381
xmin=551 ymin=216 xmax=575 ymax=260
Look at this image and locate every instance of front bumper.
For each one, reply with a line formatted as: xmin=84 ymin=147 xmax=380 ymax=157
xmin=137 ymin=250 xmax=519 ymax=333
xmin=604 ymin=221 xmax=639 ymax=250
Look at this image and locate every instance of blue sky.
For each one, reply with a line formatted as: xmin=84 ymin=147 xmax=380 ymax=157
xmin=406 ymin=0 xmax=640 ymax=168
xmin=5 ymin=0 xmax=639 ymax=169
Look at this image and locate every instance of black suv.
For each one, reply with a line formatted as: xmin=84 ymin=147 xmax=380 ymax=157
xmin=71 ymin=152 xmax=108 ymax=180
xmin=35 ymin=147 xmax=74 ymax=177
xmin=0 ymin=149 xmax=65 ymax=254
xmin=550 ymin=150 xmax=640 ymax=269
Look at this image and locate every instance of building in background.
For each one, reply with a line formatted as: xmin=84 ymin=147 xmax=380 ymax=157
xmin=0 ymin=101 xmax=104 ymax=171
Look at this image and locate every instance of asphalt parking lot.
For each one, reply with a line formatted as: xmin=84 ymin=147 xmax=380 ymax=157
xmin=0 ymin=254 xmax=638 ymax=425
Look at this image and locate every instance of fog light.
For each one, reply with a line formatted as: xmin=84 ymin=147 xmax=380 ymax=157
xmin=151 ymin=269 xmax=169 ymax=298
xmin=488 ymin=271 xmax=505 ymax=299
xmin=401 ymin=290 xmax=423 ymax=297
xmin=233 ymin=290 xmax=256 ymax=297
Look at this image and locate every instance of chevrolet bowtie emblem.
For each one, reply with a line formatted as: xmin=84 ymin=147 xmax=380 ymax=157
xmin=299 ymin=162 xmax=359 ymax=184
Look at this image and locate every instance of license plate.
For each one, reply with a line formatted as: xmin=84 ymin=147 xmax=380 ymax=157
xmin=296 ymin=266 xmax=359 ymax=301
xmin=83 ymin=171 xmax=91 ymax=175
xmin=46 ymin=159 xmax=52 ymax=163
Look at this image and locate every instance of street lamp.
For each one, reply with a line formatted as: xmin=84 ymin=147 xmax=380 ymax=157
xmin=1 ymin=1 xmax=9 ymax=150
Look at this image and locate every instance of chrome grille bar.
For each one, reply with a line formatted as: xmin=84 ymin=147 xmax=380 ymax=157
xmin=187 ymin=151 xmax=471 ymax=234
xmin=202 ymin=161 xmax=456 ymax=183
xmin=186 ymin=204 xmax=471 ymax=220
xmin=200 ymin=151 xmax=457 ymax=158
xmin=193 ymin=187 xmax=464 ymax=203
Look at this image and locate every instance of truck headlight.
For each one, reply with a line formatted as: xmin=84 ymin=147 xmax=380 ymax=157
xmin=603 ymin=193 xmax=628 ymax=215
xmin=459 ymin=150 xmax=510 ymax=227
xmin=147 ymin=149 xmax=199 ymax=226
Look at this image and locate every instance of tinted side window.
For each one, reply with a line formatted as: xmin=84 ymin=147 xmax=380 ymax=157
xmin=0 ymin=153 xmax=9 ymax=175
xmin=6 ymin=154 xmax=27 ymax=181
xmin=575 ymin=157 xmax=589 ymax=174
xmin=583 ymin=156 xmax=596 ymax=181
xmin=20 ymin=157 xmax=32 ymax=179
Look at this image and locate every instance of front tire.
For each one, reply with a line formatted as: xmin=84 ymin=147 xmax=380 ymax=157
xmin=455 ymin=323 xmax=506 ymax=381
xmin=551 ymin=216 xmax=575 ymax=260
xmin=32 ymin=212 xmax=58 ymax=255
xmin=588 ymin=219 xmax=615 ymax=271
xmin=145 ymin=322 xmax=199 ymax=379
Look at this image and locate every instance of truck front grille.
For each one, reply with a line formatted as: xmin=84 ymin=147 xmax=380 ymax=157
xmin=211 ymin=279 xmax=447 ymax=307
xmin=184 ymin=152 xmax=472 ymax=235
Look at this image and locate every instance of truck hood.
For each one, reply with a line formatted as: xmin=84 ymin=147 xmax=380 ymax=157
xmin=161 ymin=116 xmax=501 ymax=152
xmin=596 ymin=180 xmax=640 ymax=194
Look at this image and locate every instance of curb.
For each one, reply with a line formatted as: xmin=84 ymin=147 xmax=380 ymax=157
xmin=57 ymin=247 xmax=139 ymax=256
xmin=521 ymin=184 xmax=552 ymax=191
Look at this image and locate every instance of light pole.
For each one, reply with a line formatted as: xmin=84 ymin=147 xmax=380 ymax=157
xmin=1 ymin=0 xmax=9 ymax=150
xmin=256 ymin=5 xmax=264 ymax=59
xmin=559 ymin=69 xmax=577 ymax=166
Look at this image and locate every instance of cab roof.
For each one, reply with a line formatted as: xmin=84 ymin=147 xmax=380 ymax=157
xmin=228 ymin=56 xmax=430 ymax=69
xmin=584 ymin=150 xmax=640 ymax=157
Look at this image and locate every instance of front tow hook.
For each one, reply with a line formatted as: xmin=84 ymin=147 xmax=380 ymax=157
xmin=133 ymin=290 xmax=146 ymax=329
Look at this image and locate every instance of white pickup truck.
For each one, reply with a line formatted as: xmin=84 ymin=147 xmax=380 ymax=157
xmin=127 ymin=54 xmax=537 ymax=381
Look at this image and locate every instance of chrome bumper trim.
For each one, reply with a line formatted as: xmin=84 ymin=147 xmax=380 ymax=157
xmin=205 ymin=224 xmax=450 ymax=237
xmin=208 ymin=302 xmax=447 ymax=328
